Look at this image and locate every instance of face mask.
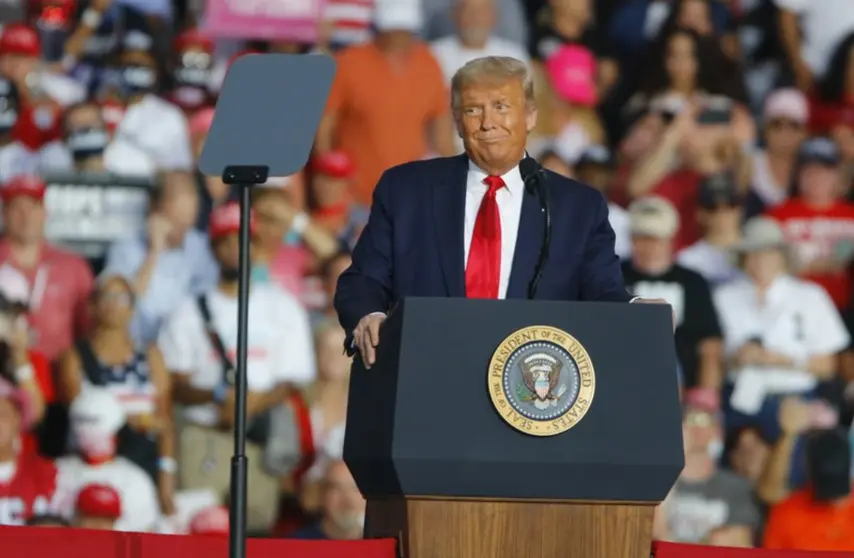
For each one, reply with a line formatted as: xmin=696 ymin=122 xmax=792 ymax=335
xmin=331 ymin=511 xmax=365 ymax=533
xmin=220 ymin=266 xmax=240 ymax=282
xmin=74 ymin=427 xmax=117 ymax=465
xmin=173 ymin=85 xmax=207 ymax=110
xmin=707 ymin=438 xmax=723 ymax=461
xmin=121 ymin=65 xmax=156 ymax=95
xmin=67 ymin=127 xmax=109 ymax=161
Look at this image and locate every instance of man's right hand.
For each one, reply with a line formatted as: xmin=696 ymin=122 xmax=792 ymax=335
xmin=353 ymin=313 xmax=386 ymax=369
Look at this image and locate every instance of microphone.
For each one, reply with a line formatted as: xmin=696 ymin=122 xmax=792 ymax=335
xmin=519 ymin=157 xmax=551 ymax=300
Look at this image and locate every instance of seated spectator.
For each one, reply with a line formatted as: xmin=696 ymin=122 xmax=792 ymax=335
xmin=102 ymin=170 xmax=218 ymax=346
xmin=0 ymin=378 xmax=58 ymax=526
xmin=746 ymin=88 xmax=807 ymax=217
xmin=74 ymin=483 xmax=122 ymax=531
xmin=574 ymin=145 xmax=630 ymax=259
xmin=0 ymin=175 xmax=93 ymax=362
xmin=766 ymin=137 xmax=854 ymax=309
xmin=653 ymin=388 xmax=760 ymax=545
xmin=55 ymin=388 xmax=159 ymax=533
xmin=763 ymin=428 xmax=854 ymax=550
xmin=715 ymin=217 xmax=850 ymax=441
xmin=56 ymin=274 xmax=174 ymax=512
xmin=677 ymin=172 xmax=745 ymax=286
xmin=622 ymin=197 xmax=724 ymax=390
xmin=309 ymin=151 xmax=369 ymax=250
xmin=289 ymin=460 xmax=365 ymax=540
xmin=300 ymin=319 xmax=351 ymax=513
xmin=158 ymin=203 xmax=316 ymax=534
xmin=189 ymin=505 xmax=229 ymax=537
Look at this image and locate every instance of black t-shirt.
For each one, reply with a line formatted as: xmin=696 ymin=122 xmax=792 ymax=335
xmin=622 ymin=263 xmax=723 ymax=388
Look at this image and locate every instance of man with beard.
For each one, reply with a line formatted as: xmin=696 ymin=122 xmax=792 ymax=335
xmin=158 ymin=202 xmax=316 ymax=534
xmin=288 ymin=460 xmax=366 ymax=540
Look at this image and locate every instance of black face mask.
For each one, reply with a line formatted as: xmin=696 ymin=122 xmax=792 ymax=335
xmin=66 ymin=127 xmax=109 ymax=161
xmin=220 ymin=266 xmax=240 ymax=282
xmin=121 ymin=65 xmax=157 ymax=95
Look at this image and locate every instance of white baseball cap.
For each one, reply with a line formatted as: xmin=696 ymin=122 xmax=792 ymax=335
xmin=374 ymin=0 xmax=423 ymax=32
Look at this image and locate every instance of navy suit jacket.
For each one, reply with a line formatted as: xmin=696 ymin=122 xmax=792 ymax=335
xmin=334 ymin=154 xmax=632 ymax=338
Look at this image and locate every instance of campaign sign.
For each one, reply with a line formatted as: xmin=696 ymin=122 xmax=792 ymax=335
xmin=43 ymin=172 xmax=153 ymax=258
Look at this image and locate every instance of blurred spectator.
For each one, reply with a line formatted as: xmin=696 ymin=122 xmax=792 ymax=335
xmin=56 ymin=274 xmax=174 ymax=511
xmin=26 ymin=514 xmax=69 ymax=527
xmin=102 ymin=170 xmax=217 ymax=346
xmin=726 ymin=425 xmax=771 ymax=488
xmin=715 ymin=217 xmax=849 ymax=440
xmin=289 ymin=460 xmax=365 ymax=540
xmin=0 ymin=175 xmax=93 ymax=362
xmin=754 ymin=397 xmax=813 ymax=505
xmin=309 ymin=151 xmax=368 ymax=250
xmin=763 ymin=428 xmax=854 ymax=550
xmin=168 ymin=29 xmax=215 ymax=116
xmin=299 ymin=320 xmax=350 ymax=514
xmin=0 ymin=76 xmax=69 ymax=182
xmin=538 ymin=147 xmax=573 ymax=177
xmin=187 ymin=107 xmax=234 ymax=230
xmin=423 ymin=0 xmax=528 ymax=47
xmin=622 ymin=197 xmax=724 ymax=390
xmin=0 ymin=377 xmax=58 ymax=526
xmin=158 ymin=202 xmax=315 ymax=534
xmin=55 ymin=387 xmax=159 ymax=533
xmin=766 ymin=138 xmax=854 ymax=309
xmin=654 ymin=388 xmax=760 ymax=545
xmin=574 ymin=144 xmax=630 ymax=259
xmin=430 ymin=0 xmax=530 ymax=85
xmin=109 ymin=31 xmax=192 ymax=173
xmin=746 ymin=88 xmax=807 ymax=217
xmin=677 ymin=172 xmax=744 ymax=286
xmin=73 ymin=483 xmax=121 ymax=530
xmin=775 ymin=0 xmax=854 ymax=92
xmin=813 ymin=34 xmax=854 ymax=135
xmin=188 ymin=505 xmax=229 ymax=537
xmin=316 ymin=0 xmax=456 ymax=206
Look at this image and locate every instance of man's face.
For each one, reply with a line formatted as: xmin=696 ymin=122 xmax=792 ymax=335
xmin=799 ymin=162 xmax=841 ymax=202
xmin=630 ymin=235 xmax=673 ymax=271
xmin=312 ymin=175 xmax=350 ymax=207
xmin=743 ymin=249 xmax=786 ymax=284
xmin=682 ymin=408 xmax=720 ymax=457
xmin=76 ymin=516 xmax=116 ymax=530
xmin=322 ymin=462 xmax=366 ymax=538
xmin=3 ymin=196 xmax=45 ymax=244
xmin=0 ymin=398 xmax=20 ymax=453
xmin=457 ymin=79 xmax=535 ymax=172
xmin=549 ymin=0 xmax=591 ymax=22
xmin=698 ymin=202 xmax=741 ymax=233
xmin=0 ymin=54 xmax=37 ymax=86
xmin=159 ymin=177 xmax=199 ymax=236
xmin=214 ymin=234 xmax=240 ymax=270
xmin=252 ymin=193 xmax=290 ymax=247
xmin=455 ymin=0 xmax=495 ymax=44
xmin=765 ymin=118 xmax=805 ymax=156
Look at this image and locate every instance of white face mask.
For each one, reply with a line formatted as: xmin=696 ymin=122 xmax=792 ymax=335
xmin=707 ymin=438 xmax=724 ymax=461
xmin=332 ymin=510 xmax=366 ymax=533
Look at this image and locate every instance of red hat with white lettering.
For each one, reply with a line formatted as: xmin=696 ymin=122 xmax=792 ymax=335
xmin=174 ymin=28 xmax=214 ymax=53
xmin=1 ymin=175 xmax=46 ymax=202
xmin=189 ymin=505 xmax=229 ymax=536
xmin=313 ymin=151 xmax=355 ymax=179
xmin=0 ymin=24 xmax=41 ymax=58
xmin=75 ymin=484 xmax=122 ymax=519
xmin=209 ymin=202 xmax=255 ymax=240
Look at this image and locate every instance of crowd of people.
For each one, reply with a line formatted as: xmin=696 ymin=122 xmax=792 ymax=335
xmin=0 ymin=0 xmax=851 ymax=552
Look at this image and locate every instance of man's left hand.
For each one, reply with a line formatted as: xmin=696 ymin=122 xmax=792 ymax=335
xmin=633 ymin=297 xmax=676 ymax=331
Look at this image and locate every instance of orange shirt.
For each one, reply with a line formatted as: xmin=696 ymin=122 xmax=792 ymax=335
xmin=766 ymin=199 xmax=854 ymax=308
xmin=325 ymin=42 xmax=449 ymax=205
xmin=763 ymin=488 xmax=854 ymax=551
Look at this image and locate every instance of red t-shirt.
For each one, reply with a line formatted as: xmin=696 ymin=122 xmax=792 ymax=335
xmin=0 ymin=451 xmax=58 ymax=525
xmin=767 ymin=199 xmax=854 ymax=308
xmin=20 ymin=350 xmax=54 ymax=456
xmin=651 ymin=169 xmax=702 ymax=251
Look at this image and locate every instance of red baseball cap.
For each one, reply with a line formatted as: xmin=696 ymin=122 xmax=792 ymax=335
xmin=1 ymin=175 xmax=46 ymax=202
xmin=209 ymin=202 xmax=255 ymax=240
xmin=75 ymin=484 xmax=122 ymax=519
xmin=189 ymin=506 xmax=229 ymax=536
xmin=0 ymin=24 xmax=41 ymax=57
xmin=174 ymin=28 xmax=214 ymax=53
xmin=313 ymin=151 xmax=355 ymax=179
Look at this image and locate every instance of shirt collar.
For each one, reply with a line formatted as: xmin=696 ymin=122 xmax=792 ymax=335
xmin=467 ymin=158 xmax=525 ymax=196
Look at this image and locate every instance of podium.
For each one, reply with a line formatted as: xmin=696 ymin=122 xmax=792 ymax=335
xmin=343 ymin=297 xmax=683 ymax=558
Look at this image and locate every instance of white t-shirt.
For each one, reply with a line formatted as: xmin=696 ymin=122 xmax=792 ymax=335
xmin=678 ymin=240 xmax=742 ymax=287
xmin=773 ymin=0 xmax=854 ymax=77
xmin=113 ymin=94 xmax=193 ymax=171
xmin=54 ymin=455 xmax=159 ymax=533
xmin=157 ymin=284 xmax=317 ymax=426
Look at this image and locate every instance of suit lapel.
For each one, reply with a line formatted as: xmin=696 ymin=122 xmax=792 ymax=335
xmin=433 ymin=154 xmax=469 ymax=297
xmin=506 ymin=186 xmax=545 ymax=299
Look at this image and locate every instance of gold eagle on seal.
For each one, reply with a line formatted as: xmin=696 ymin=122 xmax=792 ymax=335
xmin=519 ymin=353 xmax=569 ymax=410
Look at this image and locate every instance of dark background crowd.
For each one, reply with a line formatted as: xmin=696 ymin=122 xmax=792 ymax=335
xmin=0 ymin=0 xmax=851 ymax=552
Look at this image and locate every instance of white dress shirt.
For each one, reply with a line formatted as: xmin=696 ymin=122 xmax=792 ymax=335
xmin=464 ymin=160 xmax=525 ymax=299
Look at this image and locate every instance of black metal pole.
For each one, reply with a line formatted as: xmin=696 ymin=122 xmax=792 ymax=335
xmin=229 ymin=183 xmax=251 ymax=558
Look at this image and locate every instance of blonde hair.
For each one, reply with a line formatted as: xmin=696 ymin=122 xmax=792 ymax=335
xmin=450 ymin=56 xmax=535 ymax=114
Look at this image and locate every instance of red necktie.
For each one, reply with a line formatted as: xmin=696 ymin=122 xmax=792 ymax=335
xmin=466 ymin=175 xmax=505 ymax=299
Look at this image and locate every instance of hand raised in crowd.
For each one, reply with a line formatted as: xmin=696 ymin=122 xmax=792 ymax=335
xmin=147 ymin=214 xmax=173 ymax=254
xmin=778 ymin=397 xmax=811 ymax=436
xmin=353 ymin=313 xmax=386 ymax=369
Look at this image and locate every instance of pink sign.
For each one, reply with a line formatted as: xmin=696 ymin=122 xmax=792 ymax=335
xmin=203 ymin=0 xmax=325 ymax=43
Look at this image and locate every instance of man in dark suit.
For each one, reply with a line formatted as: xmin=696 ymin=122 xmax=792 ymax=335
xmin=335 ymin=56 xmax=668 ymax=367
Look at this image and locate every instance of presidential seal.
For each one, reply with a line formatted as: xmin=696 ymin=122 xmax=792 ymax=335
xmin=487 ymin=326 xmax=595 ymax=436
